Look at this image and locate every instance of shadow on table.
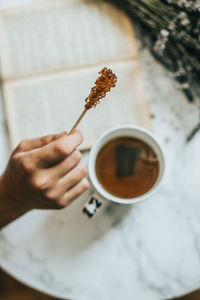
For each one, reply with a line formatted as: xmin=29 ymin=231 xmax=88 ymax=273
xmin=39 ymin=196 xmax=132 ymax=257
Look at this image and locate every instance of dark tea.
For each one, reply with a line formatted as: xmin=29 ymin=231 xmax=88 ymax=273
xmin=95 ymin=136 xmax=159 ymax=198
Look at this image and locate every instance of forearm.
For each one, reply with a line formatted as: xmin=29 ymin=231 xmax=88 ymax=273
xmin=0 ymin=175 xmax=27 ymax=229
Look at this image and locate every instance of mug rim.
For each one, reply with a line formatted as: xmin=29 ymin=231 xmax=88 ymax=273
xmin=88 ymin=125 xmax=165 ymax=204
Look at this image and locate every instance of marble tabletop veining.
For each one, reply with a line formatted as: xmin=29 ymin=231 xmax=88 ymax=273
xmin=1 ymin=1 xmax=200 ymax=300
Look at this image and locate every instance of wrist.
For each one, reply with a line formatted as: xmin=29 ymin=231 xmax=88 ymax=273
xmin=0 ymin=174 xmax=28 ymax=229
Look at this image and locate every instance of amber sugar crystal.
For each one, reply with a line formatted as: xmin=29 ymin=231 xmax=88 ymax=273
xmin=85 ymin=67 xmax=117 ymax=109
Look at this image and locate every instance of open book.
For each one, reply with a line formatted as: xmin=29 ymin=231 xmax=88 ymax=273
xmin=0 ymin=0 xmax=150 ymax=150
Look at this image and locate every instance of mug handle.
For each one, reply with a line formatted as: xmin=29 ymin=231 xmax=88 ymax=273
xmin=82 ymin=191 xmax=105 ymax=218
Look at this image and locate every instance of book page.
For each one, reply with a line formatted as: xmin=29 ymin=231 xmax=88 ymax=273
xmin=3 ymin=60 xmax=151 ymax=150
xmin=0 ymin=0 xmax=41 ymax=9
xmin=0 ymin=0 xmax=136 ymax=79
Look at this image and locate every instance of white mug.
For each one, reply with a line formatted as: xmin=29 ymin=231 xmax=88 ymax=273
xmin=83 ymin=125 xmax=165 ymax=218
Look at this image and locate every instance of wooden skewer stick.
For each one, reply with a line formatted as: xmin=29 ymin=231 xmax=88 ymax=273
xmin=69 ymin=108 xmax=87 ymax=133
xmin=69 ymin=67 xmax=117 ymax=134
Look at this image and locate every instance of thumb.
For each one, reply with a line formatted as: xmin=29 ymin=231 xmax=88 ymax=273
xmin=15 ymin=132 xmax=67 ymax=153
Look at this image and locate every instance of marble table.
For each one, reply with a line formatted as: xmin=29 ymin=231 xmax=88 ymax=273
xmin=1 ymin=1 xmax=200 ymax=300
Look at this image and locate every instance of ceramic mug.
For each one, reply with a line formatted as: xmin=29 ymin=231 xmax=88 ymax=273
xmin=83 ymin=125 xmax=165 ymax=218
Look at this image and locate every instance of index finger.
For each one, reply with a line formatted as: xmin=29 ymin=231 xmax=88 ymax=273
xmin=33 ymin=130 xmax=83 ymax=168
xmin=14 ymin=132 xmax=66 ymax=154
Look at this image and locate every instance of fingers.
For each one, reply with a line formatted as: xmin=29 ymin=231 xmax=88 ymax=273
xmin=47 ymin=150 xmax=82 ymax=181
xmin=60 ymin=178 xmax=90 ymax=207
xmin=42 ymin=164 xmax=89 ymax=208
xmin=33 ymin=130 xmax=83 ymax=167
xmin=43 ymin=162 xmax=88 ymax=199
xmin=54 ymin=162 xmax=88 ymax=194
xmin=15 ymin=132 xmax=66 ymax=153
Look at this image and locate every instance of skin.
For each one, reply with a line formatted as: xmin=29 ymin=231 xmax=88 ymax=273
xmin=0 ymin=130 xmax=89 ymax=229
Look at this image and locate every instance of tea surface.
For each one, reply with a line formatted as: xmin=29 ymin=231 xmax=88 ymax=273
xmin=95 ymin=137 xmax=159 ymax=198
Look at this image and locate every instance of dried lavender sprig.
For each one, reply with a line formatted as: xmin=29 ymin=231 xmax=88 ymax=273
xmin=187 ymin=121 xmax=200 ymax=142
xmin=108 ymin=0 xmax=200 ymax=101
xmin=126 ymin=0 xmax=200 ymax=52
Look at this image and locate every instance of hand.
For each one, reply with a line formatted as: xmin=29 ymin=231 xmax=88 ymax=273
xmin=0 ymin=130 xmax=89 ymax=228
